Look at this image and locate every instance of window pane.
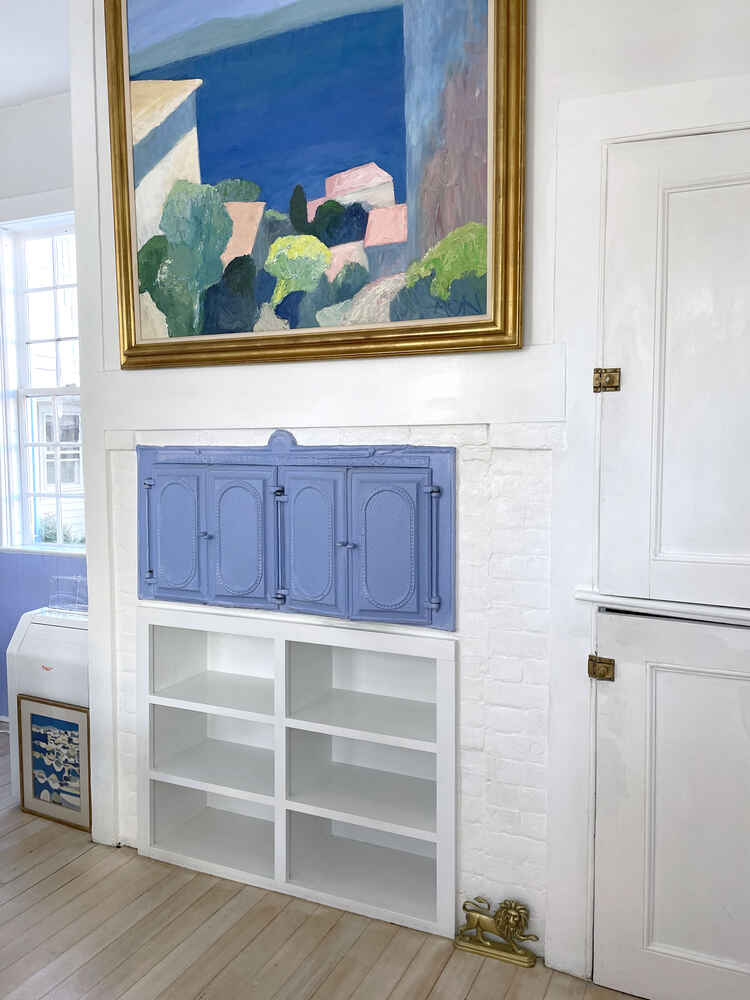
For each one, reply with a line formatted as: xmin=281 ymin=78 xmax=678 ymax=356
xmin=30 ymin=496 xmax=58 ymax=544
xmin=60 ymin=447 xmax=83 ymax=491
xmin=26 ymin=290 xmax=55 ymax=341
xmin=56 ymin=397 xmax=81 ymax=442
xmin=54 ymin=234 xmax=77 ymax=285
xmin=25 ymin=446 xmax=56 ymax=494
xmin=56 ymin=287 xmax=78 ymax=339
xmin=58 ymin=339 xmax=79 ymax=387
xmin=24 ymin=237 xmax=53 ymax=289
xmin=27 ymin=341 xmax=57 ymax=388
xmin=24 ymin=396 xmax=54 ymax=443
xmin=61 ymin=498 xmax=85 ymax=545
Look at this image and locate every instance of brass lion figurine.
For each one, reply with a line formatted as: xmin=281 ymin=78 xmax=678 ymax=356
xmin=455 ymin=897 xmax=539 ymax=967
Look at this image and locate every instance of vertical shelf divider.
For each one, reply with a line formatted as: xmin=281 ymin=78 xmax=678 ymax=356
xmin=273 ymin=635 xmax=288 ymax=884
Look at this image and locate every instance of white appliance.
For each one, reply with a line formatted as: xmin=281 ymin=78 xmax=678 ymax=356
xmin=6 ymin=608 xmax=89 ymax=807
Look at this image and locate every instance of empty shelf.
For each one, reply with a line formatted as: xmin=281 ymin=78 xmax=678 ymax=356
xmin=154 ymin=806 xmax=274 ymax=878
xmin=290 ymin=689 xmax=435 ymax=745
xmin=288 ymin=811 xmax=436 ymax=921
xmin=154 ymin=670 xmax=274 ymax=717
xmin=289 ymin=760 xmax=435 ymax=836
xmin=154 ymin=739 xmax=274 ymax=799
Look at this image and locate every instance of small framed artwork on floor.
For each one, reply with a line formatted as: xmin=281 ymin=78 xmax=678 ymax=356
xmin=17 ymin=696 xmax=91 ymax=832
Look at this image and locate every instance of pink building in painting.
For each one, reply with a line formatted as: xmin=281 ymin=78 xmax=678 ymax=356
xmin=364 ymin=203 xmax=410 ymax=279
xmin=325 ymin=162 xmax=396 ymax=210
xmin=221 ymin=202 xmax=266 ymax=267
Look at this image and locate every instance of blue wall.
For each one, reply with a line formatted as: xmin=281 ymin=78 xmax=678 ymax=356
xmin=0 ymin=551 xmax=87 ymax=718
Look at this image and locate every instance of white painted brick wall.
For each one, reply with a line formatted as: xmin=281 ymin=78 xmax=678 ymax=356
xmin=109 ymin=422 xmax=556 ymax=946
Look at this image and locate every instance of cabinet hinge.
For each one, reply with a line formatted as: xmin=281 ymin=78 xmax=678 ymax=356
xmin=424 ymin=485 xmax=442 ymax=496
xmin=144 ymin=478 xmax=154 ymax=489
xmin=426 ymin=598 xmax=441 ymax=610
xmin=588 ymin=654 xmax=615 ymax=681
xmin=593 ymin=368 xmax=621 ymax=393
xmin=273 ymin=488 xmax=288 ymax=503
xmin=274 ymin=589 xmax=288 ymax=603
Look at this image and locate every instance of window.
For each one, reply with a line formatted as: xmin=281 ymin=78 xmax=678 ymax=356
xmin=0 ymin=215 xmax=84 ymax=548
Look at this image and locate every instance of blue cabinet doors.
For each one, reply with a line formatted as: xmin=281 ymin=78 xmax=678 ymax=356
xmin=208 ymin=468 xmax=277 ymax=608
xmin=146 ymin=469 xmax=205 ymax=601
xmin=348 ymin=469 xmax=433 ymax=626
xmin=138 ymin=432 xmax=456 ymax=630
xmin=279 ymin=468 xmax=348 ymax=618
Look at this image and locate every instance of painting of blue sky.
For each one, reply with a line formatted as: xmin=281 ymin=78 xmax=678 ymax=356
xmin=127 ymin=0 xmax=489 ymax=341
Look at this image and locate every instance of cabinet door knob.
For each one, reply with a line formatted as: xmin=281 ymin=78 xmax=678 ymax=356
xmin=336 ymin=541 xmax=356 ymax=549
xmin=199 ymin=531 xmax=214 ymax=540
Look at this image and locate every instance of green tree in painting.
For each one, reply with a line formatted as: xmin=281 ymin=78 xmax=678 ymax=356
xmin=215 ymin=178 xmax=261 ymax=202
xmin=404 ymin=222 xmax=487 ymax=299
xmin=138 ymin=181 xmax=233 ymax=336
xmin=265 ymin=234 xmax=331 ymax=306
xmin=289 ymin=184 xmax=310 ymax=235
xmin=390 ymin=223 xmax=488 ymax=322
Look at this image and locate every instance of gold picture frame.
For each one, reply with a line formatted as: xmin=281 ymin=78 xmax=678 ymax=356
xmin=104 ymin=0 xmax=525 ymax=369
xmin=17 ymin=695 xmax=92 ymax=833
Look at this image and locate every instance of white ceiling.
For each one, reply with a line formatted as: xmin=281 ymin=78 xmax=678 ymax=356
xmin=0 ymin=1 xmax=70 ymax=110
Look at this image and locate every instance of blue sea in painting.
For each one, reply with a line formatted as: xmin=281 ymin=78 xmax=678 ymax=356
xmin=132 ymin=8 xmax=407 ymax=212
xmin=31 ymin=713 xmax=82 ymax=812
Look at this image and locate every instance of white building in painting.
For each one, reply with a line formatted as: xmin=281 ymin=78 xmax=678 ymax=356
xmin=130 ymin=79 xmax=202 ymax=340
xmin=130 ymin=79 xmax=203 ymax=249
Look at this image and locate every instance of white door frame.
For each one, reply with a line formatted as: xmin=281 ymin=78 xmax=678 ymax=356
xmin=547 ymin=72 xmax=750 ymax=978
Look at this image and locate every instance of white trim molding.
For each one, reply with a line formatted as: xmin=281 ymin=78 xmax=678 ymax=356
xmin=547 ymin=72 xmax=750 ymax=978
xmin=576 ymin=589 xmax=750 ymax=630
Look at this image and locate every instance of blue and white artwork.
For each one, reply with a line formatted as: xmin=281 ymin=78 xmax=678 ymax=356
xmin=125 ymin=0 xmax=490 ymax=341
xmin=30 ymin=713 xmax=82 ymax=813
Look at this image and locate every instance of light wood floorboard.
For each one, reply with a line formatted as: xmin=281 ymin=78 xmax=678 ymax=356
xmin=0 ymin=732 xmax=643 ymax=999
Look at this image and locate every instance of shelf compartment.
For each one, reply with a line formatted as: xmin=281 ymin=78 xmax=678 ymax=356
xmin=287 ymin=642 xmax=436 ymax=745
xmin=288 ymin=811 xmax=436 ymax=922
xmin=151 ymin=780 xmax=274 ymax=878
xmin=152 ymin=705 xmax=274 ymax=799
xmin=151 ymin=626 xmax=274 ymax=717
xmin=287 ymin=729 xmax=436 ymax=837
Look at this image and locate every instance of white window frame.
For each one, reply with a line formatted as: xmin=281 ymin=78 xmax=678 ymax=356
xmin=0 ymin=212 xmax=84 ymax=552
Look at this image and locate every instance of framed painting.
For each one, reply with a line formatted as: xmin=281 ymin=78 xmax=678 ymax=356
xmin=104 ymin=0 xmax=525 ymax=368
xmin=17 ymin=695 xmax=91 ymax=832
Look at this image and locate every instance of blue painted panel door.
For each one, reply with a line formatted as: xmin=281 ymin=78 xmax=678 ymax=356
xmin=348 ymin=469 xmax=432 ymax=626
xmin=149 ymin=469 xmax=206 ymax=601
xmin=280 ymin=467 xmax=348 ymax=618
xmin=207 ymin=468 xmax=277 ymax=608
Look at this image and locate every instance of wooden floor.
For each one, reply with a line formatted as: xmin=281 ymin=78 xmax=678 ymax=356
xmin=0 ymin=732 xmax=635 ymax=1000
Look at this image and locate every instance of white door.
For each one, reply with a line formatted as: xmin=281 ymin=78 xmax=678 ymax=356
xmin=594 ymin=611 xmax=750 ymax=999
xmin=599 ymin=127 xmax=750 ymax=606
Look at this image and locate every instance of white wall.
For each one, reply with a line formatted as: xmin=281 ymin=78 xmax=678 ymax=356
xmin=0 ymin=93 xmax=73 ymax=218
xmin=68 ymin=0 xmax=750 ymax=971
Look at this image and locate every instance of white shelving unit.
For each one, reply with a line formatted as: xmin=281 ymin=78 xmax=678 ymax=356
xmin=137 ymin=605 xmax=456 ymax=937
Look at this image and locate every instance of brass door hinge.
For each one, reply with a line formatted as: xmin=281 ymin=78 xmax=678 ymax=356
xmin=588 ymin=654 xmax=615 ymax=681
xmin=593 ymin=368 xmax=621 ymax=393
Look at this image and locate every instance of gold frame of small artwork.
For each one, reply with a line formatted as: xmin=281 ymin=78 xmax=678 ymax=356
xmin=104 ymin=0 xmax=525 ymax=369
xmin=17 ymin=695 xmax=92 ymax=833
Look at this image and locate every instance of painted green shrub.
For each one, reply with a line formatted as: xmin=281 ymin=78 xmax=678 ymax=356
xmin=138 ymin=236 xmax=202 ymax=338
xmin=214 ymin=178 xmax=261 ymax=202
xmin=138 ymin=181 xmax=233 ymax=336
xmin=265 ymin=234 xmax=331 ymax=306
xmin=405 ymin=222 xmax=487 ymax=300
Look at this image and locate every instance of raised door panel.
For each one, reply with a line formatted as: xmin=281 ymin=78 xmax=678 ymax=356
xmin=348 ymin=469 xmax=431 ymax=626
xmin=208 ymin=468 xmax=276 ymax=608
xmin=149 ymin=470 xmax=205 ymax=601
xmin=280 ymin=467 xmax=347 ymax=618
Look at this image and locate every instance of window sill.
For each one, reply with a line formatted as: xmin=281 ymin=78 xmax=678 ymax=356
xmin=0 ymin=545 xmax=86 ymax=557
